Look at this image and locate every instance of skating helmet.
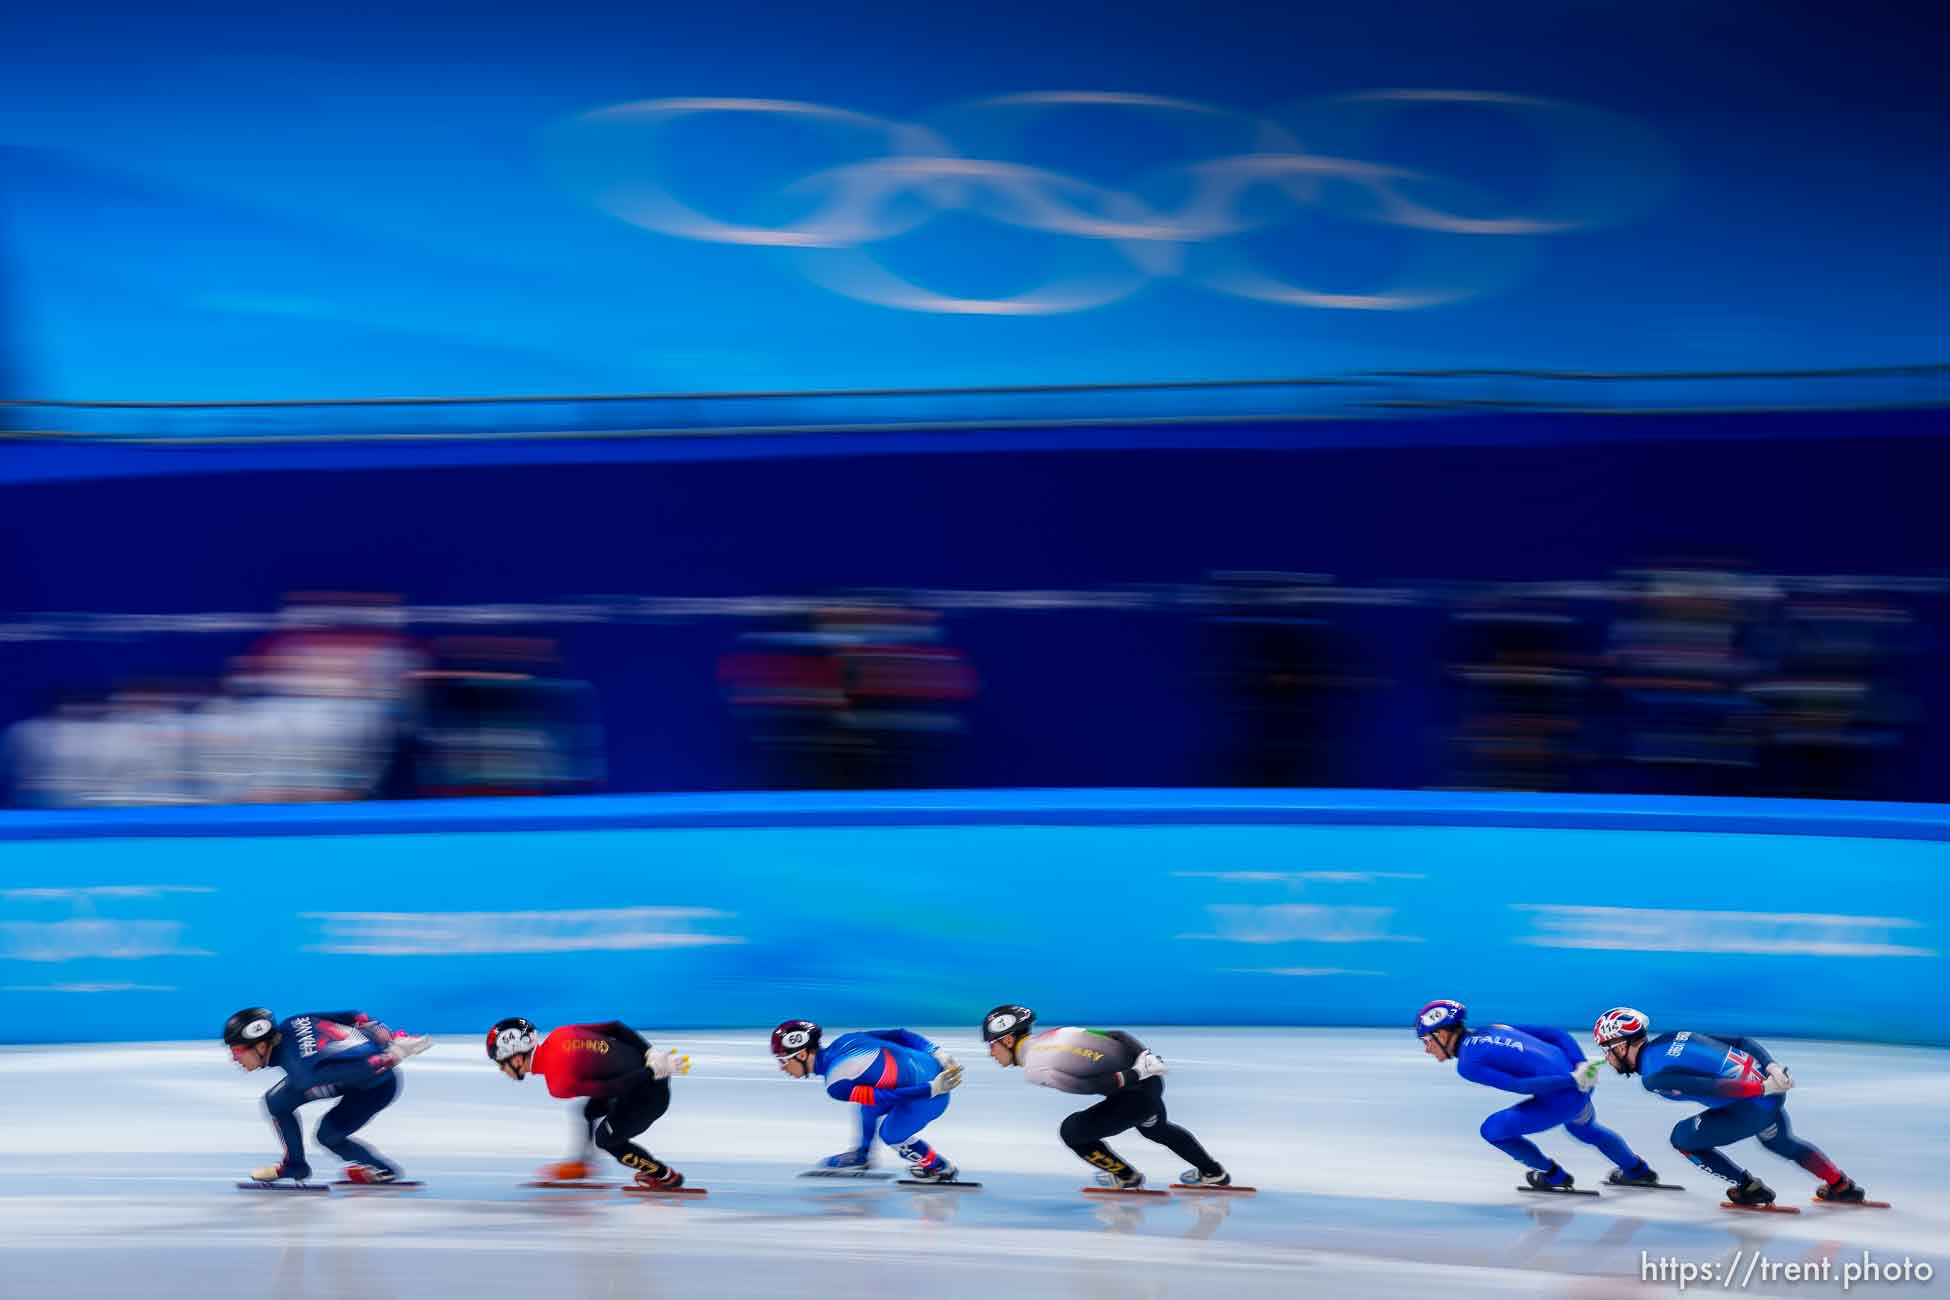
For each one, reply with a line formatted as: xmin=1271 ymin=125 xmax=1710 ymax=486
xmin=1415 ymin=999 xmax=1466 ymax=1038
xmin=487 ymin=1016 xmax=539 ymax=1062
xmin=1593 ymin=1007 xmax=1650 ymax=1047
xmin=770 ymin=1020 xmax=821 ymax=1057
xmin=224 ymin=1007 xmax=276 ymax=1047
xmin=981 ymin=1004 xmax=1035 ymax=1043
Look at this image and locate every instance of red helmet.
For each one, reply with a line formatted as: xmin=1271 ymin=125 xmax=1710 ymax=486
xmin=771 ymin=1020 xmax=821 ymax=1057
xmin=1593 ymin=1007 xmax=1650 ymax=1047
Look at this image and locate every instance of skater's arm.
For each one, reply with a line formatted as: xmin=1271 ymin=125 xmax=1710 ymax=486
xmin=304 ymin=1009 xmax=366 ymax=1025
xmin=590 ymin=1022 xmax=651 ymax=1054
xmin=1721 ymin=1037 xmax=1777 ymax=1071
xmin=869 ymin=1029 xmax=939 ymax=1054
xmin=1642 ymin=1065 xmax=1764 ymax=1102
xmin=261 ymin=1081 xmax=309 ymax=1176
xmin=826 ymin=1076 xmax=935 ymax=1106
xmin=587 ymin=1066 xmax=656 ymax=1098
xmin=301 ymin=1010 xmax=394 ymax=1048
xmin=1514 ymin=1025 xmax=1586 ymax=1064
xmin=1458 ymin=1057 xmax=1574 ymax=1096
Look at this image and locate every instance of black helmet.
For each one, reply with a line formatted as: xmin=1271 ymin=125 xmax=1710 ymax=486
xmin=487 ymin=1017 xmax=539 ymax=1062
xmin=223 ymin=1007 xmax=276 ymax=1047
xmin=770 ymin=1020 xmax=821 ymax=1057
xmin=981 ymin=1004 xmax=1035 ymax=1043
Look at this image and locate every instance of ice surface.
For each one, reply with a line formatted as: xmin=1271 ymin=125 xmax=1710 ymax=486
xmin=2 ymin=1029 xmax=1943 ymax=1298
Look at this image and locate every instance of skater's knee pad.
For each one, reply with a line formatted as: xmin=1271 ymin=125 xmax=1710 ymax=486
xmin=1058 ymin=1113 xmax=1091 ymax=1148
xmin=1670 ymin=1117 xmax=1709 ymax=1151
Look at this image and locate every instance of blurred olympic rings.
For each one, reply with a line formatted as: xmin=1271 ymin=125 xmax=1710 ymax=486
xmin=555 ymin=90 xmax=1668 ymax=315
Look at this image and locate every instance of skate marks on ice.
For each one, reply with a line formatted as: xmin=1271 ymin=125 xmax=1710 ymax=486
xmin=6 ymin=1156 xmax=1939 ymax=1300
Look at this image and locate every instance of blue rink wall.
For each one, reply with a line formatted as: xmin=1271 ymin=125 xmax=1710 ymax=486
xmin=0 ymin=790 xmax=1944 ymax=1046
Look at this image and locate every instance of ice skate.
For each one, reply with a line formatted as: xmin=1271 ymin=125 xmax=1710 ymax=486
xmin=1176 ymin=1167 xmax=1230 ymax=1188
xmin=904 ymin=1154 xmax=959 ymax=1183
xmin=634 ymin=1166 xmax=685 ymax=1191
xmin=341 ymin=1164 xmax=398 ymax=1185
xmin=1726 ymin=1175 xmax=1774 ymax=1206
xmin=800 ymin=1148 xmax=888 ymax=1179
xmin=1810 ymin=1178 xmax=1887 ymax=1207
xmin=1171 ymin=1166 xmax=1256 ymax=1193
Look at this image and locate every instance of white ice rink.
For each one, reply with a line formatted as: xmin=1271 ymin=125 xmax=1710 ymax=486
xmin=2 ymin=1029 xmax=1944 ymax=1299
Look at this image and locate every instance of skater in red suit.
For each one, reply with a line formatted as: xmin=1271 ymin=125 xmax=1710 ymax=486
xmin=486 ymin=1017 xmax=692 ymax=1189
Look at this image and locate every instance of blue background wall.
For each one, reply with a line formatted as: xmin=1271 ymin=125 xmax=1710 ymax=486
xmin=3 ymin=0 xmax=1948 ymax=402
xmin=3 ymin=790 xmax=1943 ymax=1044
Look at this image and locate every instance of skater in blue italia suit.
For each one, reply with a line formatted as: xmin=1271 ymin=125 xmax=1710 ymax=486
xmin=1416 ymin=999 xmax=1656 ymax=1192
xmin=770 ymin=1020 xmax=964 ymax=1181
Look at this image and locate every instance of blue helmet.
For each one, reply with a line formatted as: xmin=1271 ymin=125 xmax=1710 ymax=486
xmin=1415 ymin=998 xmax=1466 ymax=1037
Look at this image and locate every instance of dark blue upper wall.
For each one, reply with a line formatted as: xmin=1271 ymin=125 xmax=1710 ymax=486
xmin=2 ymin=410 xmax=1943 ymax=800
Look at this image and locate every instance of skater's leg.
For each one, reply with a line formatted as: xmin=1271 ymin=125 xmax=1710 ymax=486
xmin=1480 ymin=1092 xmax=1580 ymax=1172
xmin=1561 ymin=1097 xmax=1648 ymax=1171
xmin=316 ymin=1074 xmax=402 ymax=1175
xmin=1128 ymin=1079 xmax=1225 ymax=1180
xmin=1059 ymin=1091 xmax=1149 ymax=1179
xmin=261 ymin=1080 xmax=312 ymax=1180
xmin=591 ymin=1077 xmax=673 ymax=1177
xmin=577 ymin=1098 xmax=608 ymax=1160
xmin=1751 ymin=1099 xmax=1845 ymax=1185
xmin=1670 ymin=1100 xmax=1771 ymax=1186
xmin=879 ymin=1094 xmax=951 ymax=1171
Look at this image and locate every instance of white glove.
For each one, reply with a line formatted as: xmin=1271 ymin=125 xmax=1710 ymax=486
xmin=929 ymin=1063 xmax=964 ymax=1097
xmin=1573 ymin=1059 xmax=1603 ymax=1093
xmin=1133 ymin=1050 xmax=1167 ymax=1080
xmin=647 ymin=1049 xmax=692 ymax=1079
xmin=381 ymin=1032 xmax=432 ymax=1066
xmin=1762 ymin=1064 xmax=1793 ymax=1095
xmin=932 ymin=1046 xmax=960 ymax=1073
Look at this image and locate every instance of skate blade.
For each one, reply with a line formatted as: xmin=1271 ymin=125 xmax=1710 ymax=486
xmin=1170 ymin=1184 xmax=1257 ymax=1194
xmin=897 ymin=1179 xmax=983 ymax=1189
xmin=798 ymin=1168 xmax=894 ymax=1180
xmin=621 ymin=1185 xmax=708 ymax=1196
xmin=1517 ymin=1185 xmax=1599 ymax=1197
xmin=1607 ymin=1181 xmax=1686 ymax=1191
xmin=237 ymin=1181 xmax=329 ymax=1194
xmin=523 ymin=1180 xmax=618 ymax=1189
xmin=1082 ymin=1186 xmax=1168 ymax=1197
xmin=330 ymin=1180 xmax=423 ymax=1190
xmin=1811 ymin=1198 xmax=1890 ymax=1209
xmin=1720 ymin=1201 xmax=1800 ymax=1214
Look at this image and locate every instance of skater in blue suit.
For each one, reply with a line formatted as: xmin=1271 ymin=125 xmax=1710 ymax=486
xmin=1416 ymin=998 xmax=1657 ymax=1192
xmin=771 ymin=1020 xmax=964 ymax=1181
xmin=224 ymin=1005 xmax=431 ymax=1185
xmin=1593 ymin=1006 xmax=1869 ymax=1207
